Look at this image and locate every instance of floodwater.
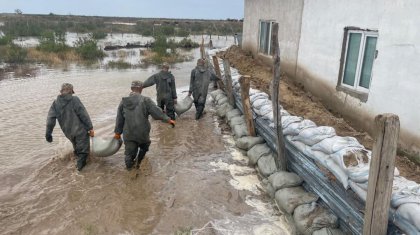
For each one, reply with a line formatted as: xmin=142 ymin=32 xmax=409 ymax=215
xmin=0 ymin=36 xmax=290 ymax=234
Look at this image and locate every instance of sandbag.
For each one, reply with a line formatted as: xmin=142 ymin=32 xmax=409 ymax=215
xmin=275 ymin=187 xmax=319 ymax=214
xmin=229 ymin=115 xmax=245 ymax=128
xmin=293 ymin=202 xmax=338 ymax=235
xmin=253 ymin=99 xmax=271 ymax=110
xmin=210 ymin=89 xmax=224 ymax=99
xmin=235 ymin=136 xmax=265 ymax=150
xmin=395 ymin=203 xmax=420 ymax=232
xmin=247 ymin=143 xmax=272 ymax=166
xmin=391 ymin=176 xmax=420 ymax=208
xmin=226 ymin=109 xmax=242 ymax=121
xmin=311 ymin=136 xmax=364 ymax=155
xmin=214 ymin=93 xmax=227 ymax=103
xmin=233 ymin=123 xmax=248 ymax=139
xmin=312 ymin=227 xmax=344 ymax=235
xmin=282 ymin=116 xmax=304 ymax=129
xmin=268 ymin=171 xmax=303 ymax=191
xmin=217 ymin=97 xmax=229 ymax=106
xmin=216 ymin=103 xmax=234 ymax=118
xmin=257 ymin=153 xmax=277 ymax=177
xmin=91 ymin=137 xmax=123 ymax=157
xmin=349 ymin=180 xmax=367 ymax=201
xmin=283 ymin=119 xmax=317 ymax=136
xmin=262 ymin=178 xmax=276 ymax=198
xmin=174 ymin=96 xmax=193 ymax=116
xmin=292 ymin=126 xmax=336 ymax=146
xmin=255 ymin=104 xmax=273 ymax=116
xmin=324 ymin=158 xmax=349 ymax=189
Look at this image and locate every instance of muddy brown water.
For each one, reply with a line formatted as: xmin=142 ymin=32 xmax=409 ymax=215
xmin=0 ymin=46 xmax=290 ymax=234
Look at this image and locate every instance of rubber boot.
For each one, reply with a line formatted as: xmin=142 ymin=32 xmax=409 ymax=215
xmin=195 ymin=105 xmax=204 ymax=120
xmin=77 ymin=154 xmax=87 ymax=171
xmin=136 ymin=149 xmax=147 ymax=168
xmin=125 ymin=155 xmax=135 ymax=170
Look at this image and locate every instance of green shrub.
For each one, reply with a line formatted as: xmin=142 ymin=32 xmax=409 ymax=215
xmin=176 ymin=38 xmax=199 ymax=48
xmin=92 ymin=31 xmax=107 ymax=40
xmin=107 ymin=60 xmax=131 ymax=69
xmin=0 ymin=34 xmax=14 ymax=45
xmin=3 ymin=44 xmax=27 ymax=64
xmin=74 ymin=36 xmax=105 ymax=60
xmin=37 ymin=31 xmax=69 ymax=53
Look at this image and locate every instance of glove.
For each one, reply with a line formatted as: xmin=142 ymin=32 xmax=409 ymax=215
xmin=45 ymin=134 xmax=53 ymax=143
xmin=88 ymin=129 xmax=95 ymax=137
xmin=168 ymin=119 xmax=176 ymax=128
xmin=174 ymin=99 xmax=177 ymax=105
xmin=114 ymin=133 xmax=121 ymax=140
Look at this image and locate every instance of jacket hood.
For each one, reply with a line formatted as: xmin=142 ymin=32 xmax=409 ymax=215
xmin=56 ymin=94 xmax=73 ymax=107
xmin=196 ymin=65 xmax=206 ymax=73
xmin=122 ymin=94 xmax=140 ymax=110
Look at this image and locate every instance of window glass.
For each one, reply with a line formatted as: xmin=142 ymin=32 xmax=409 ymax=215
xmin=359 ymin=36 xmax=377 ymax=89
xmin=343 ymin=33 xmax=362 ymax=86
xmin=259 ymin=22 xmax=266 ymax=52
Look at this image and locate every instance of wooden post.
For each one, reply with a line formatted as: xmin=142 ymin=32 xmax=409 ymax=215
xmin=363 ymin=114 xmax=400 ymax=235
xmin=222 ymin=59 xmax=235 ymax=107
xmin=200 ymin=36 xmax=205 ymax=59
xmin=270 ymin=23 xmax=286 ymax=171
xmin=239 ymin=75 xmax=256 ymax=137
xmin=212 ymin=55 xmax=223 ymax=90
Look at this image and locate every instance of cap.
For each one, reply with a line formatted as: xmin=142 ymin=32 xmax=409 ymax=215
xmin=131 ymin=80 xmax=143 ymax=88
xmin=162 ymin=62 xmax=170 ymax=69
xmin=197 ymin=58 xmax=205 ymax=65
xmin=60 ymin=83 xmax=74 ymax=94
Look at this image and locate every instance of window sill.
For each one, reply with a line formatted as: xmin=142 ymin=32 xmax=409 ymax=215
xmin=336 ymin=85 xmax=369 ymax=102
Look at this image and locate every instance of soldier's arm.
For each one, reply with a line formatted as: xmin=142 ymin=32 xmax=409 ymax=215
xmin=142 ymin=74 xmax=156 ymax=88
xmin=73 ymin=97 xmax=93 ymax=131
xmin=145 ymin=97 xmax=170 ymax=122
xmin=189 ymin=69 xmax=195 ymax=94
xmin=210 ymin=70 xmax=220 ymax=81
xmin=170 ymin=75 xmax=177 ymax=100
xmin=114 ymin=101 xmax=125 ymax=134
xmin=46 ymin=102 xmax=57 ymax=135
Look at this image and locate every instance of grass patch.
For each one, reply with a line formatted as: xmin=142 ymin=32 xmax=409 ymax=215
xmin=174 ymin=226 xmax=192 ymax=235
xmin=141 ymin=49 xmax=191 ymax=65
xmin=27 ymin=48 xmax=80 ymax=64
xmin=107 ymin=60 xmax=131 ymax=69
xmin=0 ymin=44 xmax=27 ymax=64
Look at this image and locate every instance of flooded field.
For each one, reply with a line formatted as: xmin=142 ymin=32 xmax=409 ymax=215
xmin=0 ymin=37 xmax=290 ymax=234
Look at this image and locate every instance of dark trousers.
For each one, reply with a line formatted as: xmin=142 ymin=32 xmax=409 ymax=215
xmin=160 ymin=99 xmax=175 ymax=120
xmin=194 ymin=101 xmax=205 ymax=119
xmin=124 ymin=140 xmax=150 ymax=168
xmin=70 ymin=133 xmax=90 ymax=162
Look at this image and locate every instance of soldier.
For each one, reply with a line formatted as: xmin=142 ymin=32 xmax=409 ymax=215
xmin=114 ymin=81 xmax=176 ymax=170
xmin=46 ymin=83 xmax=94 ymax=171
xmin=142 ymin=62 xmax=177 ymax=120
xmin=188 ymin=59 xmax=220 ymax=119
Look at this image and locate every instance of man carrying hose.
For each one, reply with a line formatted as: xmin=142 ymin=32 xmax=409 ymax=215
xmin=142 ymin=62 xmax=177 ymax=120
xmin=114 ymin=81 xmax=176 ymax=170
xmin=188 ymin=58 xmax=220 ymax=120
xmin=45 ymin=83 xmax=95 ymax=171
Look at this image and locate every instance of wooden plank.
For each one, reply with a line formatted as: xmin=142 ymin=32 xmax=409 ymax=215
xmin=270 ymin=22 xmax=286 ymax=171
xmin=363 ymin=114 xmax=400 ymax=235
xmin=222 ymin=59 xmax=235 ymax=107
xmin=211 ymin=55 xmax=224 ymax=90
xmin=200 ymin=36 xmax=205 ymax=59
xmin=239 ymin=75 xmax=256 ymax=137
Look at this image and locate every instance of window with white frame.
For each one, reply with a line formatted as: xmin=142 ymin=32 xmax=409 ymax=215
xmin=259 ymin=20 xmax=274 ymax=55
xmin=341 ymin=30 xmax=378 ymax=92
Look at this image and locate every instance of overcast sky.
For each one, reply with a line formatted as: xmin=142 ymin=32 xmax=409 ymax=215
xmin=0 ymin=0 xmax=244 ymax=20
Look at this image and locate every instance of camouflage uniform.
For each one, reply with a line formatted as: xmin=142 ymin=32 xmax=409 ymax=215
xmin=46 ymin=83 xmax=93 ymax=171
xmin=114 ymin=81 xmax=171 ymax=169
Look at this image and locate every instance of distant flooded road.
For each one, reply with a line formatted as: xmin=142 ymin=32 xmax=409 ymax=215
xmin=0 ymin=39 xmax=290 ymax=234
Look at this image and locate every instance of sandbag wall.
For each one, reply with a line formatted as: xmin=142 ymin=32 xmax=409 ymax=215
xmin=207 ymin=48 xmax=420 ymax=235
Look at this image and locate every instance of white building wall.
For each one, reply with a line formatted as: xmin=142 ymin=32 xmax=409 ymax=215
xmin=296 ymin=0 xmax=420 ymax=154
xmin=242 ymin=0 xmax=304 ymax=75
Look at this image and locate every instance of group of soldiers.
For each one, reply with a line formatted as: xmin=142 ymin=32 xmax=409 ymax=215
xmin=45 ymin=59 xmax=219 ymax=171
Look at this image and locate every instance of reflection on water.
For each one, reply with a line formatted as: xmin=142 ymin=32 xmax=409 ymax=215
xmin=0 ymin=40 xmax=289 ymax=234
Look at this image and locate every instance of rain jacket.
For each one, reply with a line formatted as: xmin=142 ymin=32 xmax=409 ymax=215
xmin=114 ymin=93 xmax=170 ymax=144
xmin=189 ymin=65 xmax=219 ymax=104
xmin=46 ymin=94 xmax=93 ymax=139
xmin=143 ymin=71 xmax=177 ymax=104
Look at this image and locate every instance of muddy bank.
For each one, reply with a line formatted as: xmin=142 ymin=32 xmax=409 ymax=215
xmin=218 ymin=45 xmax=420 ymax=183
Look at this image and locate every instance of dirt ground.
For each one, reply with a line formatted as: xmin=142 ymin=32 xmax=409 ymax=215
xmin=218 ymin=45 xmax=420 ymax=183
